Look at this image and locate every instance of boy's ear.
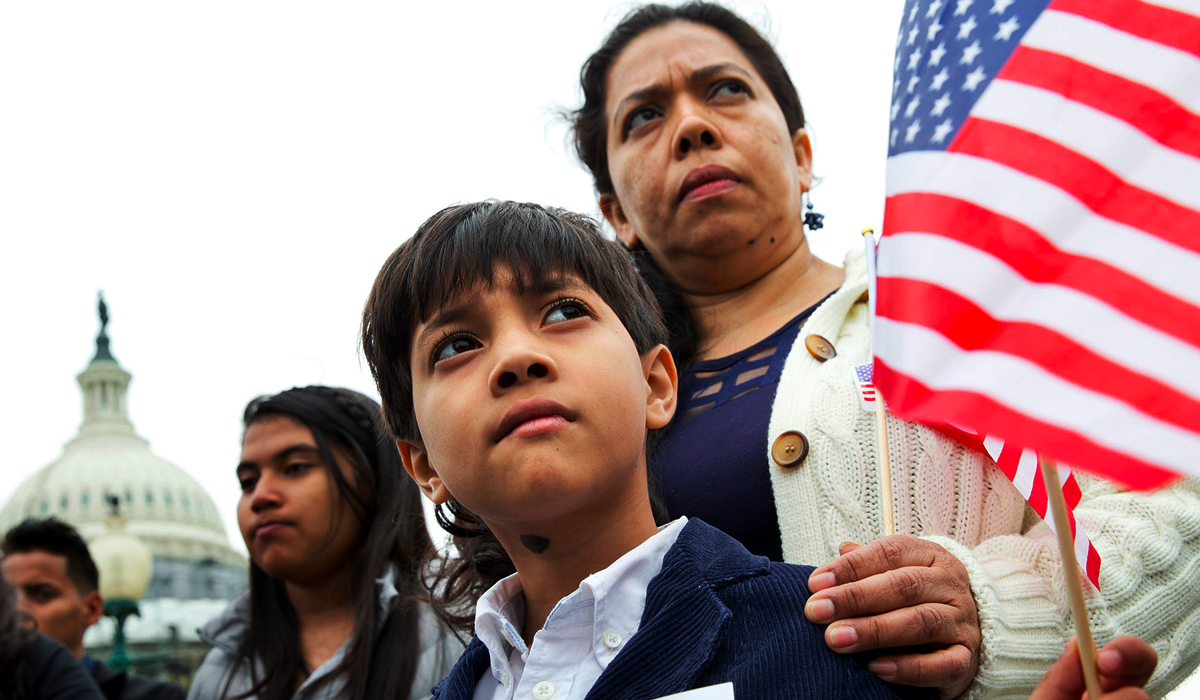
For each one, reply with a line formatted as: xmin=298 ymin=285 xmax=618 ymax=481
xmin=792 ymin=128 xmax=814 ymax=193
xmin=397 ymin=439 xmax=452 ymax=505
xmin=600 ymin=194 xmax=640 ymax=249
xmin=642 ymin=344 xmax=678 ymax=430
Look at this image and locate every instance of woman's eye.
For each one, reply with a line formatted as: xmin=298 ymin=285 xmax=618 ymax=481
xmin=545 ymin=301 xmax=590 ymax=325
xmin=433 ymin=335 xmax=481 ymax=364
xmin=238 ymin=476 xmax=257 ymax=492
xmin=709 ymin=79 xmax=750 ymax=100
xmin=284 ymin=462 xmax=312 ymax=476
xmin=624 ymin=106 xmax=661 ymax=136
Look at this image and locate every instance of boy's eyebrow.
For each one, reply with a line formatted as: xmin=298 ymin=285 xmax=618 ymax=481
xmin=415 ymin=277 xmax=586 ymax=351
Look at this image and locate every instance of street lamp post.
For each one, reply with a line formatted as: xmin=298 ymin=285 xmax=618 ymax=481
xmin=91 ymin=495 xmax=153 ymax=673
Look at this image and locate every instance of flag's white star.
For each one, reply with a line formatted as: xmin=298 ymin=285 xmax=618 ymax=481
xmin=958 ymin=15 xmax=978 ymax=39
xmin=930 ymin=67 xmax=950 ymax=90
xmin=895 ymin=53 xmax=902 ymax=72
xmin=929 ymin=42 xmax=947 ymax=66
xmin=927 ymin=0 xmax=945 ymax=18
xmin=991 ymin=0 xmax=1015 ymax=14
xmin=908 ymin=47 xmax=923 ymax=69
xmin=906 ymin=120 xmax=922 ymax=143
xmin=906 ymin=95 xmax=922 ymax=118
xmin=894 ymin=78 xmax=901 ymax=93
xmin=908 ymin=75 xmax=921 ymax=93
xmin=908 ymin=25 xmax=920 ymax=45
xmin=909 ymin=2 xmax=919 ymax=22
xmin=891 ymin=99 xmax=901 ymax=120
xmin=891 ymin=128 xmax=899 ymax=147
xmin=932 ymin=118 xmax=955 ymax=143
xmin=928 ymin=18 xmax=944 ymax=41
xmin=931 ymin=92 xmax=952 ymax=116
xmin=960 ymin=40 xmax=983 ymax=64
xmin=955 ymin=0 xmax=973 ymax=16
xmin=995 ymin=16 xmax=1020 ymax=40
xmin=963 ymin=66 xmax=987 ymax=91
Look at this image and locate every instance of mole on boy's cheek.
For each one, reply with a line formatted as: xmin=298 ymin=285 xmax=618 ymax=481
xmin=520 ymin=534 xmax=551 ymax=554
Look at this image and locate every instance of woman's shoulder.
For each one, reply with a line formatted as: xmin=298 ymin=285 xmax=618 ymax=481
xmin=187 ymin=645 xmax=252 ymax=700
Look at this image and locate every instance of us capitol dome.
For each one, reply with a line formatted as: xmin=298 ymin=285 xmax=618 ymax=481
xmin=0 ymin=296 xmax=245 ymax=675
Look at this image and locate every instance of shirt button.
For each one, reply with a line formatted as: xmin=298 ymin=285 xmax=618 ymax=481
xmin=501 ymin=670 xmax=511 ymax=687
xmin=602 ymin=629 xmax=623 ymax=649
xmin=771 ymin=431 xmax=809 ymax=468
xmin=805 ymin=334 xmax=837 ymax=362
xmin=532 ymin=681 xmax=555 ymax=699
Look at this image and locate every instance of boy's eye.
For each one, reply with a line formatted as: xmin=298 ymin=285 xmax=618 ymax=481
xmin=433 ymin=334 xmax=482 ymax=364
xmin=624 ymin=105 xmax=662 ymax=136
xmin=238 ymin=476 xmax=258 ymax=493
xmin=544 ymin=299 xmax=591 ymax=325
xmin=708 ymin=79 xmax=750 ymax=100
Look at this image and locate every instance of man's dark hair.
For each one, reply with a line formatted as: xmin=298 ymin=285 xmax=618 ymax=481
xmin=361 ymin=200 xmax=669 ymax=634
xmin=1 ymin=518 xmax=99 ymax=594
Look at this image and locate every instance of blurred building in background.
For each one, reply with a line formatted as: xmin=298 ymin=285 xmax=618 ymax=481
xmin=0 ymin=297 xmax=244 ymax=684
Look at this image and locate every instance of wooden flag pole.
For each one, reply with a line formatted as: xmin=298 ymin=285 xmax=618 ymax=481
xmin=1040 ymin=457 xmax=1103 ymax=699
xmin=875 ymin=391 xmax=895 ymax=536
xmin=862 ymin=227 xmax=895 ymax=537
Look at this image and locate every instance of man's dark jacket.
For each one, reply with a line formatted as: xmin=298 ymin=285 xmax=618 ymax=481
xmin=431 ymin=519 xmax=933 ymax=700
xmin=91 ymin=660 xmax=184 ymax=700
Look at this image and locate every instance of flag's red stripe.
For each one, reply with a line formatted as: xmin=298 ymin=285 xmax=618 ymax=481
xmin=877 ymin=278 xmax=1200 ymax=433
xmin=883 ymin=193 xmax=1200 ymax=348
xmin=1028 ymin=465 xmax=1049 ymax=514
xmin=874 ymin=360 xmax=1183 ymax=490
xmin=998 ymin=47 xmax=1200 ymax=159
xmin=1087 ymin=547 xmax=1102 ymax=587
xmin=1062 ymin=476 xmax=1082 ymax=509
xmin=1048 ymin=0 xmax=1200 ymax=61
xmin=951 ymin=118 xmax=1200 ymax=256
xmin=995 ymin=441 xmax=1023 ymax=483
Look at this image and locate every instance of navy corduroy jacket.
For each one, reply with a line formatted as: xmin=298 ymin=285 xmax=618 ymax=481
xmin=431 ymin=519 xmax=934 ymax=700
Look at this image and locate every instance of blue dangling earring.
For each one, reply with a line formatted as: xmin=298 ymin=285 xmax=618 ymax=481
xmin=803 ymin=196 xmax=825 ymax=231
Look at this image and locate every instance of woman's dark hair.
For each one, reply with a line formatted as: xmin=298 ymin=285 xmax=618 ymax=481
xmin=570 ymin=1 xmax=807 ymax=375
xmin=361 ymin=200 xmax=669 ymax=634
xmin=230 ymin=386 xmax=431 ymax=700
xmin=0 ymin=574 xmax=34 ymax=695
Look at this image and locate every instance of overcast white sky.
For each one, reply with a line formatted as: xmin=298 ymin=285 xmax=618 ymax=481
xmin=1 ymin=0 xmax=909 ymax=552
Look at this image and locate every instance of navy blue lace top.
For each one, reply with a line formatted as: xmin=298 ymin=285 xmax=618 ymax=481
xmin=652 ymin=299 xmax=826 ymax=562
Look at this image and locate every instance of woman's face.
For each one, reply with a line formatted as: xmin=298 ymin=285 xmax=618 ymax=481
xmin=601 ymin=22 xmax=812 ymax=292
xmin=236 ymin=416 xmax=365 ymax=585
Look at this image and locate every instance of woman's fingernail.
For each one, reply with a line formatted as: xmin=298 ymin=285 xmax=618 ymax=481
xmin=829 ymin=625 xmax=858 ymax=648
xmin=869 ymin=660 xmax=898 ymax=679
xmin=806 ymin=597 xmax=835 ymax=622
xmin=809 ymin=572 xmax=836 ymax=591
xmin=1099 ymin=649 xmax=1122 ymax=673
xmin=839 ymin=541 xmax=860 ymax=552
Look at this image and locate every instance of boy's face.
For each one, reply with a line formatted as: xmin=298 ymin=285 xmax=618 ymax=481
xmin=399 ymin=271 xmax=676 ymax=535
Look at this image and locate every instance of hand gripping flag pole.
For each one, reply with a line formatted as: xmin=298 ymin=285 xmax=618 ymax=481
xmin=863 ymin=227 xmax=894 ymax=537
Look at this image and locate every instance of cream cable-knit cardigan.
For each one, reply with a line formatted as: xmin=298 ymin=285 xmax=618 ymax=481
xmin=766 ymin=245 xmax=1200 ymax=699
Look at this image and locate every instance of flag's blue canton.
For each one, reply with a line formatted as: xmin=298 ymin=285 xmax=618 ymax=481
xmin=856 ymin=363 xmax=874 ymax=383
xmin=889 ymin=0 xmax=1050 ymax=156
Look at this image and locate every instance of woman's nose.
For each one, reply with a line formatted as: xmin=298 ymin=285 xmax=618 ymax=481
xmin=249 ymin=476 xmax=283 ymax=513
xmin=675 ymin=113 xmax=722 ymax=158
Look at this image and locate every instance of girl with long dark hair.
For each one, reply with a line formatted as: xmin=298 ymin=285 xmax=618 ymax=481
xmin=567 ymin=3 xmax=1200 ymax=698
xmin=187 ymin=386 xmax=460 ymax=700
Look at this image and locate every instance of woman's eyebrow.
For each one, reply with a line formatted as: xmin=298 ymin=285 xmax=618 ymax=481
xmin=236 ymin=444 xmax=319 ymax=472
xmin=611 ymin=62 xmax=755 ymax=130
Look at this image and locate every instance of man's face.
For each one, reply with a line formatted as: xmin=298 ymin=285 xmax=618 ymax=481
xmin=2 ymin=551 xmax=103 ymax=657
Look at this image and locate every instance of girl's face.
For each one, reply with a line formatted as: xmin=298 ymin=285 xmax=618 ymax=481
xmin=601 ymin=22 xmax=813 ymax=293
xmin=236 ymin=416 xmax=365 ymax=585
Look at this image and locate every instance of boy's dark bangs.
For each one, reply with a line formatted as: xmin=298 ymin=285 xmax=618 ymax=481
xmin=406 ymin=203 xmax=621 ymax=324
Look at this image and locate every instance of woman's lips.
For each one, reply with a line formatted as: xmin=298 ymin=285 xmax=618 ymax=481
xmin=681 ymin=178 xmax=738 ymax=203
xmin=254 ymin=523 xmax=290 ymax=539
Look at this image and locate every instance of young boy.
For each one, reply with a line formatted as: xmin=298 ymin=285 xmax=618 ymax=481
xmin=361 ymin=201 xmax=928 ymax=700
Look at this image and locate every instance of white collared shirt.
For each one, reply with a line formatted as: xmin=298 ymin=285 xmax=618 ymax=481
xmin=471 ymin=517 xmax=687 ymax=700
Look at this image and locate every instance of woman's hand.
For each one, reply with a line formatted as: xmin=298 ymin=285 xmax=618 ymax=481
xmin=1030 ymin=635 xmax=1157 ymax=700
xmin=804 ymin=537 xmax=981 ymax=698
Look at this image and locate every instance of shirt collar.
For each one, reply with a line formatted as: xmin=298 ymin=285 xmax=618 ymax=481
xmin=474 ymin=517 xmax=688 ymax=686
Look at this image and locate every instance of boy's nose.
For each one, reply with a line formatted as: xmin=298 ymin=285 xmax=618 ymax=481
xmin=489 ymin=345 xmax=558 ymax=394
xmin=496 ymin=362 xmax=548 ymax=389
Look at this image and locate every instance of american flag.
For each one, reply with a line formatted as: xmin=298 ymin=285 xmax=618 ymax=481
xmin=854 ymin=362 xmax=878 ymax=411
xmin=876 ymin=0 xmax=1200 ymax=491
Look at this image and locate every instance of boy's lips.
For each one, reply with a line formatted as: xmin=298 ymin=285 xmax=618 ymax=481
xmin=494 ymin=398 xmax=579 ymax=442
